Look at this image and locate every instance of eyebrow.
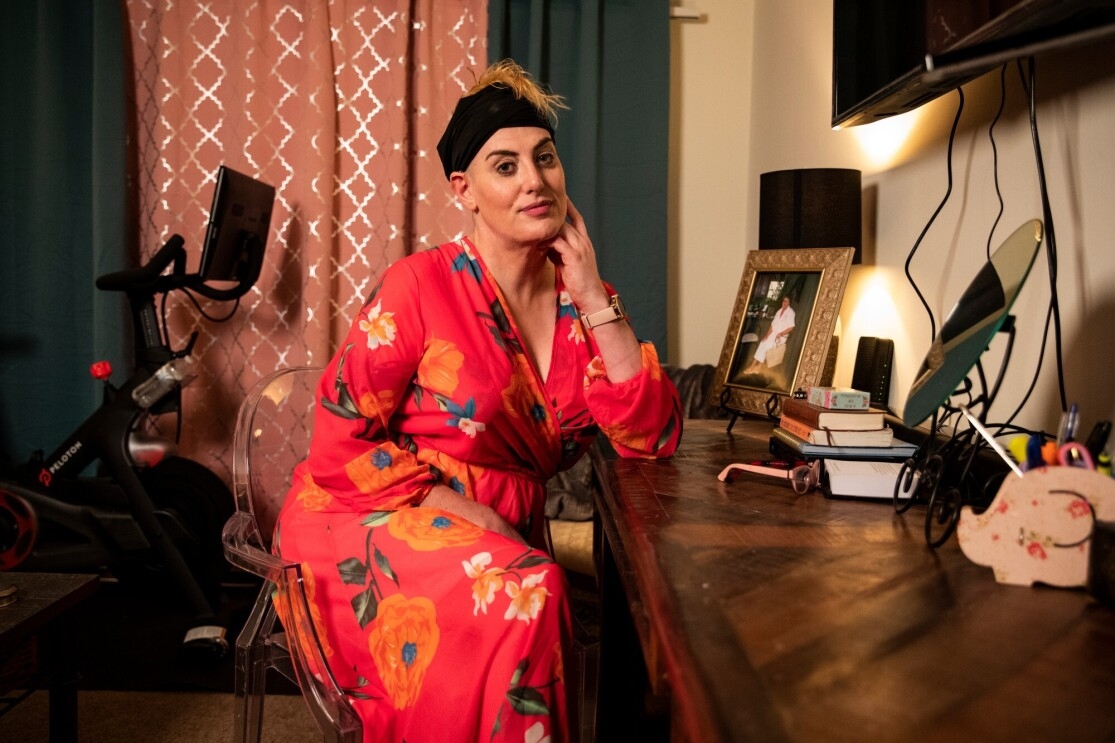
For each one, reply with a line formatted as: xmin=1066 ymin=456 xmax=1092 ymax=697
xmin=484 ymin=136 xmax=554 ymax=161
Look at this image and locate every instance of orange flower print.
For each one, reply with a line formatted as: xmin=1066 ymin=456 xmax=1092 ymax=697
xmin=553 ymin=641 xmax=564 ymax=685
xmin=584 ymin=356 xmax=607 ymax=385
xmin=368 ymin=594 xmax=440 ymax=710
xmin=598 ymin=418 xmax=654 ymax=455
xmin=504 ymin=570 xmax=551 ymax=623
xmin=421 ymin=451 xmax=477 ymax=498
xmin=345 ymin=447 xmax=396 ymax=494
xmin=300 ymin=563 xmax=333 ymax=660
xmin=359 ymin=300 xmax=397 ymax=350
xmin=418 ymin=338 xmax=464 ymax=396
xmin=559 ymin=291 xmax=584 ymax=345
xmin=463 ymin=552 xmax=506 ymax=616
xmin=501 ymin=356 xmax=537 ymax=420
xmin=387 ymin=508 xmax=484 ymax=552
xmin=274 ymin=563 xmax=334 ymax=687
xmin=641 ymin=343 xmax=663 ymax=381
xmin=355 ymin=388 xmax=396 ymax=421
xmin=294 ymin=471 xmax=333 ymax=512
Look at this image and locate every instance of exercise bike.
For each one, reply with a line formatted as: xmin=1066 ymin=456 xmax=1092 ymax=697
xmin=0 ymin=166 xmax=274 ymax=657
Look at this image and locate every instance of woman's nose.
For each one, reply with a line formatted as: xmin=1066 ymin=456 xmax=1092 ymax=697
xmin=521 ymin=163 xmax=543 ymax=190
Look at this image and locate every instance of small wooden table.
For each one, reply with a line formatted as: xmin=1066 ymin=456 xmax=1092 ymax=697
xmin=0 ymin=572 xmax=99 ymax=742
xmin=592 ymin=419 xmax=1115 ymax=742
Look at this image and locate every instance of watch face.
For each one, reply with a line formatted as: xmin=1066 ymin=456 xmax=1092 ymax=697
xmin=612 ymin=294 xmax=626 ymax=318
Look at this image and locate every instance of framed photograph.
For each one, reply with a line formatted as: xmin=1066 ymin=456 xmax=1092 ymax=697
xmin=710 ymin=247 xmax=854 ymax=418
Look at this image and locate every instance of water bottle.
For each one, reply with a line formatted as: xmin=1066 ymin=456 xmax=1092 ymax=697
xmin=132 ymin=357 xmax=197 ymax=408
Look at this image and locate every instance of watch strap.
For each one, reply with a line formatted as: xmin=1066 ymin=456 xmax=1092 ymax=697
xmin=581 ymin=294 xmax=627 ymax=330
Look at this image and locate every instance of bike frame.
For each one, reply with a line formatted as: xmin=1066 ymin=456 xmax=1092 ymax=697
xmin=3 ymin=231 xmax=264 ymax=649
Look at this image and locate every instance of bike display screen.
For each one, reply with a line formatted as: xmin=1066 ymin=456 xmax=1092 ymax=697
xmin=198 ymin=166 xmax=275 ymax=283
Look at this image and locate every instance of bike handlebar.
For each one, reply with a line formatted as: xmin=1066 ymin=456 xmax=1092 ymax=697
xmin=95 ymin=233 xmax=261 ymax=302
xmin=96 ymin=234 xmax=187 ymax=292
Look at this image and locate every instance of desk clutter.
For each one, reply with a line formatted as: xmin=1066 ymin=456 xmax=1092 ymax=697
xmin=771 ymin=389 xmax=918 ymax=462
xmin=958 ymin=465 xmax=1115 ymax=589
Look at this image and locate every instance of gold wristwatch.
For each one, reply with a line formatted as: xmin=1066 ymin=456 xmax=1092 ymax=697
xmin=580 ymin=294 xmax=628 ymax=330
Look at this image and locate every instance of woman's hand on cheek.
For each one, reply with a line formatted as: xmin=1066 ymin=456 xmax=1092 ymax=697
xmin=546 ymin=200 xmax=609 ymax=311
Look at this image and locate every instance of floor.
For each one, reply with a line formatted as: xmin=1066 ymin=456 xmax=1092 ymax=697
xmin=1 ymin=550 xmax=602 ymax=740
xmin=0 ymin=570 xmax=314 ymax=741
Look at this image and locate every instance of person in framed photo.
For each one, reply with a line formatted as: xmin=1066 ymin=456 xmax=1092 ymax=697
xmin=745 ymin=294 xmax=796 ymax=374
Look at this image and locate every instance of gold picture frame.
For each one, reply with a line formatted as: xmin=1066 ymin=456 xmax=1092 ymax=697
xmin=710 ymin=247 xmax=854 ymax=419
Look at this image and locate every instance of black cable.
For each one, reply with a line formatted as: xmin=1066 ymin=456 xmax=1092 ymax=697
xmin=1021 ymin=57 xmax=1068 ymax=412
xmin=985 ymin=65 xmax=1008 ymax=261
xmin=904 ymin=87 xmax=965 ymax=344
xmin=179 ymin=287 xmax=242 ymax=323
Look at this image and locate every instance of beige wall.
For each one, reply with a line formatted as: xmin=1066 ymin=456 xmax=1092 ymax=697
xmin=670 ymin=0 xmax=1115 ymax=436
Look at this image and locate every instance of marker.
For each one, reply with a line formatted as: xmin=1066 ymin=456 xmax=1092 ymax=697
xmin=1025 ymin=434 xmax=1044 ymax=471
xmin=1042 ymin=441 xmax=1059 ymax=466
xmin=1098 ymin=452 xmax=1112 ymax=478
xmin=1085 ymin=420 xmax=1112 ymax=461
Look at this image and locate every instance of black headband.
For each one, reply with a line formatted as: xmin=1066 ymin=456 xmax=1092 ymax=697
xmin=436 ymin=84 xmax=555 ymax=179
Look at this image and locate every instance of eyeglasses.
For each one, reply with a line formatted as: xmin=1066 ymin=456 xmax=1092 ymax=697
xmin=717 ymin=459 xmax=822 ymax=495
xmin=789 ymin=459 xmax=822 ymax=494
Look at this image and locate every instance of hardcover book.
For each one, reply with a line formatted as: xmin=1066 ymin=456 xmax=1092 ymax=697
xmin=778 ymin=414 xmax=895 ymax=447
xmin=770 ymin=426 xmax=917 ymax=462
xmin=780 ymin=397 xmax=885 ymax=431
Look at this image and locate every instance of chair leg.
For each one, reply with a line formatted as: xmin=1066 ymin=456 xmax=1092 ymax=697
xmin=233 ymin=583 xmax=280 ymax=743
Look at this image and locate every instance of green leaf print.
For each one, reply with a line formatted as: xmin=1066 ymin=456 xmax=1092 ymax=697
xmin=373 ymin=545 xmax=398 ymax=585
xmin=506 ymin=686 xmax=549 ymax=716
xmin=351 ymin=586 xmax=379 ymax=629
xmin=337 ymin=557 xmax=368 ymax=585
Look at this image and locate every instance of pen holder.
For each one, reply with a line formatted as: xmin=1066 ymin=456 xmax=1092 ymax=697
xmin=956 ymin=466 xmax=1115 ymax=588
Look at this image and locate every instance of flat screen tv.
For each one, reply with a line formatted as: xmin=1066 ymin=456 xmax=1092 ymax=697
xmin=199 ymin=166 xmax=276 ymax=282
xmin=832 ymin=0 xmax=1115 ymax=129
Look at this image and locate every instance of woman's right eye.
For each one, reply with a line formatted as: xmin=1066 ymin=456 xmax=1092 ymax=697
xmin=495 ymin=161 xmax=516 ymax=175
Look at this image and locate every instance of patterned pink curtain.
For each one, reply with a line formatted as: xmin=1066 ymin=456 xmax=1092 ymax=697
xmin=124 ymin=0 xmax=483 ymax=482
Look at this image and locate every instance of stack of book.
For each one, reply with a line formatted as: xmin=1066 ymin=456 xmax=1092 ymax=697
xmin=771 ymin=387 xmax=918 ymax=461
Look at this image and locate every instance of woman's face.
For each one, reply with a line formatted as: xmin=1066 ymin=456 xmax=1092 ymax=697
xmin=456 ymin=126 xmax=568 ymax=248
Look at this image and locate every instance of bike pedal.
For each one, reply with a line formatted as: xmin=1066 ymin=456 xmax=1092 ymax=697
xmin=182 ymin=624 xmax=229 ymax=660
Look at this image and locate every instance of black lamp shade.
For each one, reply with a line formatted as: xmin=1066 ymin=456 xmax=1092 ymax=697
xmin=759 ymin=168 xmax=862 ymax=263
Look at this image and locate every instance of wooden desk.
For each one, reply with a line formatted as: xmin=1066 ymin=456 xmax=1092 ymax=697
xmin=0 ymin=572 xmax=99 ymax=742
xmin=592 ymin=419 xmax=1115 ymax=743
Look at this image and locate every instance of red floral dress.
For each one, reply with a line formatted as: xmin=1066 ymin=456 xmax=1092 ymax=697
xmin=275 ymin=237 xmax=682 ymax=742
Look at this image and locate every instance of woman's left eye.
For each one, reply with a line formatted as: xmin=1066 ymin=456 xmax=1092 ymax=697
xmin=537 ymin=152 xmax=556 ymax=166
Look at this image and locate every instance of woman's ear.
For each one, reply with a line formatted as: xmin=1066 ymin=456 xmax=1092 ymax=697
xmin=450 ymin=172 xmax=478 ymax=212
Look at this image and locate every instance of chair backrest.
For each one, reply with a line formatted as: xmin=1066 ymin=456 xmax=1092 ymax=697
xmin=232 ymin=366 xmax=322 ymax=551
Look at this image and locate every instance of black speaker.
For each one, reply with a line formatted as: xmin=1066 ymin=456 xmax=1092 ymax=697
xmin=852 ymin=337 xmax=893 ymax=409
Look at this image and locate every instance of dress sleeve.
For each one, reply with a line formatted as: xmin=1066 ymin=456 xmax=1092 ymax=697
xmin=305 ymin=261 xmax=436 ymax=510
xmin=583 ymin=341 xmax=683 ymax=459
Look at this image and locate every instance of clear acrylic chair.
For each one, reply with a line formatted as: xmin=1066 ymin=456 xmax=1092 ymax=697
xmin=222 ymin=365 xmax=362 ymax=742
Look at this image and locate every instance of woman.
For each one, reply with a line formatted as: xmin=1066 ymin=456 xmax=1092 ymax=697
xmin=747 ymin=294 xmax=795 ymax=372
xmin=275 ymin=59 xmax=682 ymax=742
